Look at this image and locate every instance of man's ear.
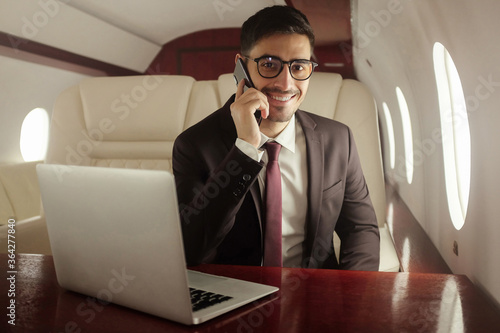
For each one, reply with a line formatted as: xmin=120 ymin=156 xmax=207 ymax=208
xmin=235 ymin=54 xmax=242 ymax=64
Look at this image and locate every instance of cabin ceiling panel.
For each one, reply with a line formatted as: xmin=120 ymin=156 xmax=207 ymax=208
xmin=0 ymin=0 xmax=161 ymax=72
xmin=66 ymin=0 xmax=286 ymax=45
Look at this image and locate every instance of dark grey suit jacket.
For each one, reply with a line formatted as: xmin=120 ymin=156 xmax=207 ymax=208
xmin=173 ymin=95 xmax=380 ymax=271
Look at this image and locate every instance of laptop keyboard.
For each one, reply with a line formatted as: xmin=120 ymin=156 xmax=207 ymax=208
xmin=189 ymin=288 xmax=233 ymax=312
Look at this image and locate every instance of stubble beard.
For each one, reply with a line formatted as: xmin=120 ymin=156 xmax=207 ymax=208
xmin=262 ymin=87 xmax=301 ymax=123
xmin=267 ymin=106 xmax=296 ymax=123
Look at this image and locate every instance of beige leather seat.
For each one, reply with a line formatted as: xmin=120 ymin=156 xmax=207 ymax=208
xmin=0 ymin=161 xmax=42 ymax=223
xmin=0 ymin=160 xmax=49 ymax=254
xmin=1 ymin=73 xmax=400 ymax=271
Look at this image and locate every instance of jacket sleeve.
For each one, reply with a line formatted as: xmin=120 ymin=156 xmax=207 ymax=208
xmin=173 ymin=135 xmax=263 ymax=265
xmin=335 ymin=128 xmax=380 ymax=271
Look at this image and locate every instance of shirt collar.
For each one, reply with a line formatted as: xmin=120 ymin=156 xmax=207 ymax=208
xmin=258 ymin=114 xmax=296 ymax=153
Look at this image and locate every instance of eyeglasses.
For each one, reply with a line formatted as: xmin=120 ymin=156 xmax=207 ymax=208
xmin=243 ymin=56 xmax=318 ymax=81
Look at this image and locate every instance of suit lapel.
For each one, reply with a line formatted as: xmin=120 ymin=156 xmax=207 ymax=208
xmin=296 ymin=110 xmax=324 ymax=268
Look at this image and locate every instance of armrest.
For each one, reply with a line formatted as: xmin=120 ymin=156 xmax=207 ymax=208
xmin=378 ymin=225 xmax=400 ymax=272
xmin=334 ymin=224 xmax=400 ymax=272
xmin=0 ymin=215 xmax=52 ymax=255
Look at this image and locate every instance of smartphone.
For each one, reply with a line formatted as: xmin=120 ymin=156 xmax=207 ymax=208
xmin=233 ymin=58 xmax=262 ymax=125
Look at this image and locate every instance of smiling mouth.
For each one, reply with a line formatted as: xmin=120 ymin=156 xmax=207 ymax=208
xmin=266 ymin=92 xmax=300 ymax=103
xmin=263 ymin=88 xmax=300 ymax=104
xmin=270 ymin=95 xmax=294 ymax=102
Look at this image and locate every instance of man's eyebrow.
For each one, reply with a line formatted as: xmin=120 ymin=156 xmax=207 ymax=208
xmin=256 ymin=54 xmax=311 ymax=61
xmin=255 ymin=54 xmax=280 ymax=59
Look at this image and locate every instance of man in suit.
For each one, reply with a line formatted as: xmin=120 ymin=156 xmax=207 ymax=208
xmin=173 ymin=5 xmax=380 ymax=271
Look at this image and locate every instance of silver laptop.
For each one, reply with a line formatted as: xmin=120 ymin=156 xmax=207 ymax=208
xmin=37 ymin=164 xmax=278 ymax=325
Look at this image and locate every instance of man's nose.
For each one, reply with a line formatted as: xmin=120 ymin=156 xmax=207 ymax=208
xmin=273 ymin=64 xmax=295 ymax=89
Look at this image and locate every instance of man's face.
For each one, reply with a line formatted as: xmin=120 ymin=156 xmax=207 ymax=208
xmin=246 ymin=33 xmax=312 ymax=123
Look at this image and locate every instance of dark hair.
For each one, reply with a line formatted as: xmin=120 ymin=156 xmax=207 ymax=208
xmin=240 ymin=5 xmax=315 ymax=56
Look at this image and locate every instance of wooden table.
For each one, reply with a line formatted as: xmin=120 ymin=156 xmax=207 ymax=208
xmin=1 ymin=254 xmax=499 ymax=332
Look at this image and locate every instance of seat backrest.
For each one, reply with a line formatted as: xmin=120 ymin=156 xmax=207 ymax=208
xmin=47 ymin=75 xmax=194 ymax=170
xmin=46 ymin=73 xmax=385 ymax=227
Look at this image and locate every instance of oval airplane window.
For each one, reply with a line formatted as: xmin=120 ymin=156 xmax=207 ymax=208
xmin=395 ymin=87 xmax=414 ymax=184
xmin=433 ymin=42 xmax=470 ymax=230
xmin=382 ymin=102 xmax=396 ymax=169
xmin=20 ymin=108 xmax=49 ymax=162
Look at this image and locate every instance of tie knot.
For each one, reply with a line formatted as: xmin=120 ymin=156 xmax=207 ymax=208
xmin=264 ymin=142 xmax=281 ymax=162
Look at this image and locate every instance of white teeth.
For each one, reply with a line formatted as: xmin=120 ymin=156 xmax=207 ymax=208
xmin=271 ymin=95 xmax=292 ymax=102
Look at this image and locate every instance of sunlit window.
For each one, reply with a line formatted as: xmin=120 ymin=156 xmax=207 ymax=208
xmin=396 ymin=87 xmax=413 ymax=184
xmin=20 ymin=108 xmax=49 ymax=162
xmin=382 ymin=102 xmax=395 ymax=169
xmin=433 ymin=42 xmax=470 ymax=230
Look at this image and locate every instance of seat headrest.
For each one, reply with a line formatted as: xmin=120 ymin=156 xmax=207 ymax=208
xmin=79 ymin=75 xmax=195 ymax=141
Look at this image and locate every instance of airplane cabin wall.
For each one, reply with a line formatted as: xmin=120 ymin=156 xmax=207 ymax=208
xmin=353 ymin=0 xmax=500 ymax=306
xmin=0 ymin=53 xmax=92 ymax=163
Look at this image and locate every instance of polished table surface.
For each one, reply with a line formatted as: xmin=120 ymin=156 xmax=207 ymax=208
xmin=2 ymin=254 xmax=500 ymax=332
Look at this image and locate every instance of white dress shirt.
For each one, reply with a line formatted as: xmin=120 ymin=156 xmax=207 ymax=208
xmin=235 ymin=114 xmax=308 ymax=267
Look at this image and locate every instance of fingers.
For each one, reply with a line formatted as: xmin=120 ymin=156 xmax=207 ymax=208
xmin=231 ymin=85 xmax=269 ymax=147
xmin=234 ymin=82 xmax=269 ymax=118
xmin=238 ymin=95 xmax=269 ymax=117
xmin=236 ymin=79 xmax=246 ymax=99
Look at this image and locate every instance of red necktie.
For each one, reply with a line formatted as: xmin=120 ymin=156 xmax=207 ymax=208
xmin=263 ymin=142 xmax=282 ymax=267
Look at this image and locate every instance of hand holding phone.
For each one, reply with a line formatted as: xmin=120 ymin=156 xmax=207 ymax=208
xmin=233 ymin=58 xmax=262 ymax=125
